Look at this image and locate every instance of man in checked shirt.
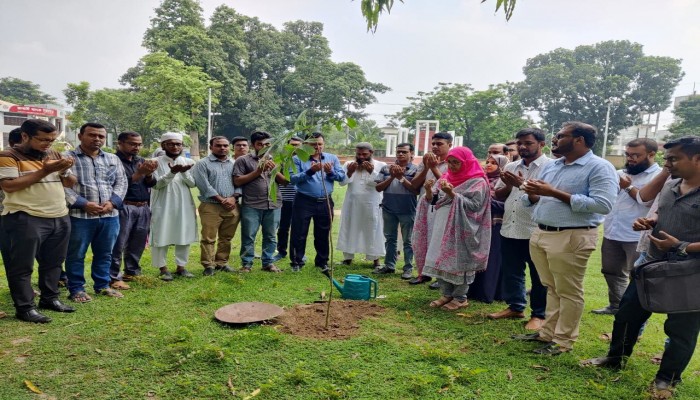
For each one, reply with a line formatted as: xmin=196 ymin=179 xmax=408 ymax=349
xmin=64 ymin=123 xmax=127 ymax=303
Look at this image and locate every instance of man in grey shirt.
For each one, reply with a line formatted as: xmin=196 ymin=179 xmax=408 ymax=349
xmin=233 ymin=131 xmax=287 ymax=272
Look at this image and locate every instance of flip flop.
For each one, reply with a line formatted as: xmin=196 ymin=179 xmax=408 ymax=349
xmin=429 ymin=296 xmax=453 ymax=308
xmin=69 ymin=291 xmax=92 ymax=303
xmin=442 ymin=299 xmax=469 ymax=310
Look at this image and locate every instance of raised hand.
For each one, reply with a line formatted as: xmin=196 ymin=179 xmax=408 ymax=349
xmin=521 ymin=179 xmax=555 ymax=197
xmin=42 ymin=157 xmax=73 ymax=174
xmin=619 ymin=174 xmax=632 ymax=190
xmin=423 ymin=153 xmax=438 ymax=168
xmin=501 ymin=170 xmax=524 ymax=188
xmin=362 ymin=161 xmax=374 ymax=174
xmin=309 ymin=161 xmax=323 ymax=172
xmin=632 ymin=217 xmax=656 ymax=231
xmin=322 ymin=162 xmax=333 ymax=174
xmin=347 ymin=162 xmax=358 ymax=175
xmin=439 ymin=179 xmax=454 ymax=196
xmin=137 ymin=159 xmax=158 ymax=175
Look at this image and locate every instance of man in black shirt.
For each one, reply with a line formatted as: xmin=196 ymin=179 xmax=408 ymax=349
xmin=109 ymin=132 xmax=157 ymax=289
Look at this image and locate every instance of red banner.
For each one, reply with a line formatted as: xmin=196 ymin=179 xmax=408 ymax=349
xmin=8 ymin=105 xmax=58 ymax=117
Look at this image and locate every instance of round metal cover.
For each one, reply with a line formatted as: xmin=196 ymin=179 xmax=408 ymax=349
xmin=214 ymin=302 xmax=285 ymax=324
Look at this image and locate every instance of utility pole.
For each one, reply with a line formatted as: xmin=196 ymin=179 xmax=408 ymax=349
xmin=602 ymin=101 xmax=612 ymax=158
xmin=207 ymin=88 xmax=212 ymax=155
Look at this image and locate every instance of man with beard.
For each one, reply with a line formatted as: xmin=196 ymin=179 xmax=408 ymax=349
xmin=513 ymin=122 xmax=618 ymax=355
xmin=64 ymin=123 xmax=128 ymax=303
xmin=337 ymin=142 xmax=387 ymax=268
xmin=289 ymin=132 xmax=345 ymax=273
xmin=193 ymin=136 xmax=238 ymax=276
xmin=233 ymin=131 xmax=287 ymax=272
xmin=109 ymin=132 xmax=158 ymax=290
xmin=0 ymin=120 xmax=76 ymax=322
xmin=488 ymin=128 xmax=551 ymax=331
xmin=581 ymin=136 xmax=700 ymax=399
xmin=506 ymin=140 xmax=520 ymax=162
xmin=592 ymin=138 xmax=661 ymax=315
xmin=409 ymin=132 xmax=453 ymax=285
xmin=150 ymin=132 xmax=198 ymax=281
xmin=374 ymin=143 xmax=419 ymax=278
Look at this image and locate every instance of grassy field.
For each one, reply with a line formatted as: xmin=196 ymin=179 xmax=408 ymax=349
xmin=0 ymin=186 xmax=698 ymax=399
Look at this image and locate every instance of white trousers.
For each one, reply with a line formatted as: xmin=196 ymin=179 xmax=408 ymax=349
xmin=151 ymin=244 xmax=191 ymax=268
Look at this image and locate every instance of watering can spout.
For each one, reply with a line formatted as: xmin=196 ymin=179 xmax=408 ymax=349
xmin=331 ymin=277 xmax=344 ymax=295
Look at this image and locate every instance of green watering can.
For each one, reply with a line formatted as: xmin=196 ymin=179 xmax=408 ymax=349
xmin=330 ymin=274 xmax=378 ymax=300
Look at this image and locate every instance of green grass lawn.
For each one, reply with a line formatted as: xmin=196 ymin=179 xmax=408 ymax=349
xmin=1 ymin=186 xmax=698 ymax=399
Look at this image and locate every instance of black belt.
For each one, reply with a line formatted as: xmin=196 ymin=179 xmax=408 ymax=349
xmin=297 ymin=192 xmax=331 ymax=202
xmin=124 ymin=200 xmax=148 ymax=207
xmin=538 ymin=224 xmax=596 ymax=232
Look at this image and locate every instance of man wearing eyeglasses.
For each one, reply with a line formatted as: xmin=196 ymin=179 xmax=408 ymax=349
xmin=593 ymin=138 xmax=661 ymax=316
xmin=505 ymin=140 xmax=520 ymax=162
xmin=0 ymin=119 xmax=77 ymax=322
xmin=289 ymin=132 xmax=345 ymax=273
xmin=109 ymin=132 xmax=158 ymax=290
xmin=375 ymin=143 xmax=419 ymax=279
xmin=149 ymin=132 xmax=198 ymax=281
xmin=513 ymin=121 xmax=618 ymax=355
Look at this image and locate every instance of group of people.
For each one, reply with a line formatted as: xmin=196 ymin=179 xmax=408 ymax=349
xmin=1 ymin=117 xmax=699 ymax=398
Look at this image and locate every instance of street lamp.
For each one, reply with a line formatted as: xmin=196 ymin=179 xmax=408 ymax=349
xmin=206 ymin=88 xmax=221 ymax=155
xmin=601 ymin=98 xmax=618 ymax=158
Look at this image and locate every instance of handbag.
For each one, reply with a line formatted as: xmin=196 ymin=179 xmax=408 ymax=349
xmin=634 ymin=255 xmax=700 ymax=314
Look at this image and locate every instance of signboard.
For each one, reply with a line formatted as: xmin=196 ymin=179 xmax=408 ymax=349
xmin=8 ymin=105 xmax=58 ymax=117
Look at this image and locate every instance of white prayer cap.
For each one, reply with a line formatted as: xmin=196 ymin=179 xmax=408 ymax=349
xmin=160 ymin=132 xmax=183 ymax=143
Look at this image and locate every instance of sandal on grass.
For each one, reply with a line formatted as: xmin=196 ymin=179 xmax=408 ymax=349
xmin=97 ymin=288 xmax=124 ymax=298
xmin=110 ymin=280 xmax=130 ymax=290
xmin=262 ymin=265 xmax=283 ymax=273
xmin=429 ymin=296 xmax=453 ymax=308
xmin=442 ymin=299 xmax=469 ymax=310
xmin=69 ymin=291 xmax=92 ymax=303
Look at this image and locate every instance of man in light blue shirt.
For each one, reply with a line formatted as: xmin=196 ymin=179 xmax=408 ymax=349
xmin=289 ymin=132 xmax=345 ymax=273
xmin=513 ymin=121 xmax=618 ymax=355
xmin=593 ymin=138 xmax=660 ymax=315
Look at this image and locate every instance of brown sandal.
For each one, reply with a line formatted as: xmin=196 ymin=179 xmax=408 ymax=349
xmin=429 ymin=296 xmax=453 ymax=308
xmin=262 ymin=264 xmax=283 ymax=273
xmin=442 ymin=299 xmax=469 ymax=310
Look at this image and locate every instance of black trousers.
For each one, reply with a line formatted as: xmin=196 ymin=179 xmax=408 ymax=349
xmin=2 ymin=212 xmax=71 ymax=312
xmin=499 ymin=236 xmax=547 ymax=319
xmin=290 ymin=194 xmax=333 ymax=267
xmin=110 ymin=204 xmax=151 ymax=279
xmin=276 ymin=200 xmax=294 ymax=257
xmin=608 ymin=281 xmax=700 ymax=384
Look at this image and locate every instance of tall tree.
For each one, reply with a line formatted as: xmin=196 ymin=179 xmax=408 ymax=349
xmin=132 ymin=52 xmax=221 ymax=157
xmin=519 ymin=40 xmax=684 ymax=153
xmin=395 ymin=82 xmax=530 ymax=156
xmin=668 ymin=96 xmax=700 ymax=139
xmin=0 ymin=77 xmax=57 ymax=104
xmin=63 ymin=81 xmax=91 ymax=129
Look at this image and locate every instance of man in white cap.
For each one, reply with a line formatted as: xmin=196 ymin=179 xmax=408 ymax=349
xmin=150 ymin=132 xmax=198 ymax=281
xmin=337 ymin=142 xmax=386 ymax=268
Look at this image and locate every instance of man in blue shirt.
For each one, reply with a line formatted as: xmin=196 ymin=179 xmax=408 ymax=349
xmin=289 ymin=132 xmax=345 ymax=273
xmin=513 ymin=121 xmax=618 ymax=355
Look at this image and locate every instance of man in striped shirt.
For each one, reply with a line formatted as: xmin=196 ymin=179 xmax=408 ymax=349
xmin=64 ymin=123 xmax=128 ymax=303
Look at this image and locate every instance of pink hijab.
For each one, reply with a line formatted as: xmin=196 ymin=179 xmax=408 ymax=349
xmin=442 ymin=146 xmax=486 ymax=187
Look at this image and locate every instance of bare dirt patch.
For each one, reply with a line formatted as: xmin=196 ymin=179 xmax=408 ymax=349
xmin=277 ymin=300 xmax=385 ymax=340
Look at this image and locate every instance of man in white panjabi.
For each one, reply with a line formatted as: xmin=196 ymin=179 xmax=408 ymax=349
xmin=150 ymin=132 xmax=198 ymax=281
xmin=337 ymin=142 xmax=386 ymax=267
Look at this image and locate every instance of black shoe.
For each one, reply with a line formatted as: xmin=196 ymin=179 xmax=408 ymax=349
xmin=38 ymin=299 xmax=76 ymax=313
xmin=429 ymin=281 xmax=440 ymax=290
xmin=160 ymin=271 xmax=174 ymax=281
xmin=408 ymin=276 xmax=433 ymax=285
xmin=203 ymin=267 xmax=215 ymax=276
xmin=511 ymin=332 xmax=548 ymax=342
xmin=373 ymin=266 xmax=395 ymax=275
xmin=16 ymin=309 xmax=52 ymax=323
xmin=215 ymin=265 xmax=234 ymax=273
xmin=176 ymin=269 xmax=194 ymax=278
xmin=317 ymin=265 xmax=330 ymax=277
xmin=591 ymin=306 xmax=618 ymax=315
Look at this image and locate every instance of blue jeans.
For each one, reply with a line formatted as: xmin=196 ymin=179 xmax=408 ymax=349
xmin=240 ymin=206 xmax=281 ymax=266
xmin=66 ymin=216 xmax=120 ymax=295
xmin=382 ymin=211 xmax=414 ymax=272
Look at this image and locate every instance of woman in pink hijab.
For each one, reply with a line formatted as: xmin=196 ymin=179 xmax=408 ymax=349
xmin=413 ymin=147 xmax=492 ymax=310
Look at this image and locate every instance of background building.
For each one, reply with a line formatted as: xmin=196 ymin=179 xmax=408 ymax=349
xmin=0 ymin=99 xmax=68 ymax=149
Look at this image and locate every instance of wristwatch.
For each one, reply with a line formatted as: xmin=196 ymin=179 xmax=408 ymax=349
xmin=623 ymin=186 xmax=635 ymax=193
xmin=676 ymin=241 xmax=690 ymax=257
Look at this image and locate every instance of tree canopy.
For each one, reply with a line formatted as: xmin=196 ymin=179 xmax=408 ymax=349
xmin=668 ymin=96 xmax=700 ymax=138
xmin=518 ymin=40 xmax=684 ymax=152
xmin=0 ymin=76 xmax=57 ymax=105
xmin=395 ymin=82 xmax=530 ymax=157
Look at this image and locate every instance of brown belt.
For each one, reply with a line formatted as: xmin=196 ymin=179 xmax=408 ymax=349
xmin=124 ymin=201 xmax=148 ymax=207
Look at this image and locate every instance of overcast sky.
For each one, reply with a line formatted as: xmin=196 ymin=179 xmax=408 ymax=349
xmin=1 ymin=0 xmax=698 ymax=128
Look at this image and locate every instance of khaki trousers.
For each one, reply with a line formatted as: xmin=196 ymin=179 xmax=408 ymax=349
xmin=530 ymin=228 xmax=598 ymax=349
xmin=199 ymin=202 xmax=240 ymax=267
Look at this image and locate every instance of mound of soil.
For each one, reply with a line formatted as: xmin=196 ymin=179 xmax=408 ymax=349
xmin=277 ymin=300 xmax=385 ymax=340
